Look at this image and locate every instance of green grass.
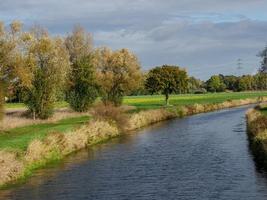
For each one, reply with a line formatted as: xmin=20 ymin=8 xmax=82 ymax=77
xmin=0 ymin=116 xmax=90 ymax=151
xmin=6 ymin=91 xmax=267 ymax=111
xmin=123 ymin=91 xmax=267 ymax=110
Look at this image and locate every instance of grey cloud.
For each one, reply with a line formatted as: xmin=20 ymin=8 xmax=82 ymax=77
xmin=1 ymin=0 xmax=267 ymax=79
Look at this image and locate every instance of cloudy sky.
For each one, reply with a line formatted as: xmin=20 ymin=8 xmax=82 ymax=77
xmin=1 ymin=0 xmax=267 ymax=79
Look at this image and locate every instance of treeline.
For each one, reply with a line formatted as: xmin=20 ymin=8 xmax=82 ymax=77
xmin=0 ymin=21 xmax=142 ymax=120
xmin=192 ymin=73 xmax=267 ymax=93
xmin=1 ymin=21 xmax=267 ymax=120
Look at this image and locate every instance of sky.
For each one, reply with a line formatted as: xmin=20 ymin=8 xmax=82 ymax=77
xmin=1 ymin=0 xmax=267 ymax=79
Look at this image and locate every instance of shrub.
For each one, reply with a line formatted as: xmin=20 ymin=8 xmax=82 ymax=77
xmin=92 ymin=102 xmax=129 ymax=131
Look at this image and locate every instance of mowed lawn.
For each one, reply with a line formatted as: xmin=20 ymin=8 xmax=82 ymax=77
xmin=2 ymin=91 xmax=267 ymax=151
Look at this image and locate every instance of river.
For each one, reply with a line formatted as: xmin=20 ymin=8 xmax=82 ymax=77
xmin=2 ymin=106 xmax=267 ymax=200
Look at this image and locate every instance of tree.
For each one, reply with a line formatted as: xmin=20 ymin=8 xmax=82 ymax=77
xmin=23 ymin=28 xmax=70 ymax=119
xmin=206 ymin=75 xmax=226 ymax=92
xmin=65 ymin=26 xmax=99 ymax=112
xmin=145 ymin=65 xmax=189 ymax=105
xmin=258 ymin=46 xmax=267 ymax=73
xmin=0 ymin=21 xmax=33 ymax=120
xmin=96 ymin=47 xmax=142 ymax=106
xmin=237 ymin=75 xmax=255 ymax=91
xmin=188 ymin=76 xmax=204 ymax=93
xmin=254 ymin=73 xmax=267 ymax=90
xmin=222 ymin=75 xmax=239 ymax=91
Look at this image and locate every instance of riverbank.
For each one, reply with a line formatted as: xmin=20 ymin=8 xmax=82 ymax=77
xmin=246 ymin=105 xmax=267 ymax=166
xmin=1 ymin=96 xmax=267 ymax=188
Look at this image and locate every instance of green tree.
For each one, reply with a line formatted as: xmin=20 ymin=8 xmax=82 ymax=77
xmin=206 ymin=75 xmax=226 ymax=92
xmin=65 ymin=26 xmax=99 ymax=112
xmin=23 ymin=28 xmax=70 ymax=119
xmin=237 ymin=75 xmax=255 ymax=91
xmin=254 ymin=73 xmax=267 ymax=90
xmin=222 ymin=75 xmax=239 ymax=91
xmin=258 ymin=46 xmax=267 ymax=73
xmin=188 ymin=76 xmax=204 ymax=93
xmin=96 ymin=47 xmax=142 ymax=106
xmin=145 ymin=65 xmax=189 ymax=105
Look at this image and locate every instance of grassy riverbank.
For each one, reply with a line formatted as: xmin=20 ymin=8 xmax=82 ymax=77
xmin=246 ymin=104 xmax=267 ymax=167
xmin=0 ymin=116 xmax=90 ymax=151
xmin=1 ymin=93 xmax=267 ymax=188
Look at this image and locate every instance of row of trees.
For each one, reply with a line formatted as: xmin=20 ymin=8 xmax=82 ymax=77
xmin=0 ymin=21 xmax=143 ymax=120
xmin=2 ymin=21 xmax=267 ymax=119
xmin=205 ymin=73 xmax=267 ymax=93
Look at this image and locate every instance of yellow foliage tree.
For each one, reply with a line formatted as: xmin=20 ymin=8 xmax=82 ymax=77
xmin=95 ymin=47 xmax=142 ymax=105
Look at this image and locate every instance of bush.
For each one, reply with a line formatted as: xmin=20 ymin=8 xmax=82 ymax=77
xmin=92 ymin=102 xmax=129 ymax=131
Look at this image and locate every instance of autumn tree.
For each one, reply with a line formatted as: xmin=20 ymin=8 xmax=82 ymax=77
xmin=65 ymin=26 xmax=99 ymax=112
xmin=96 ymin=47 xmax=142 ymax=106
xmin=145 ymin=65 xmax=189 ymax=105
xmin=22 ymin=27 xmax=70 ymax=119
xmin=0 ymin=21 xmax=34 ymax=120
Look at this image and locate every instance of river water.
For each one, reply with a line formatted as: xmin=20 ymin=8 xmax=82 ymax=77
xmin=2 ymin=106 xmax=267 ymax=200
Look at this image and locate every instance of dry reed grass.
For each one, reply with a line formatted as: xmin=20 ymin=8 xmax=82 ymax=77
xmin=127 ymin=109 xmax=176 ymax=130
xmin=25 ymin=120 xmax=119 ymax=164
xmin=0 ymin=151 xmax=24 ymax=186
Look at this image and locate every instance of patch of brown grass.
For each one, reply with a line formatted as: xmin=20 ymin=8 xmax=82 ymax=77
xmin=0 ymin=151 xmax=24 ymax=186
xmin=92 ymin=102 xmax=129 ymax=131
xmin=246 ymin=109 xmax=267 ymax=137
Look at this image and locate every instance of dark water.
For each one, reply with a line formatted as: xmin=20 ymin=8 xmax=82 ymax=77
xmin=2 ymin=106 xmax=267 ymax=200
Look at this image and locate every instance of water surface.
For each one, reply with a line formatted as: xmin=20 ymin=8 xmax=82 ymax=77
xmin=2 ymin=106 xmax=267 ymax=200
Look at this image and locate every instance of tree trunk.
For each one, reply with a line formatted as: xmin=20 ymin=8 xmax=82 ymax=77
xmin=165 ymin=93 xmax=169 ymax=106
xmin=0 ymin=83 xmax=4 ymax=121
xmin=33 ymin=110 xmax=36 ymax=120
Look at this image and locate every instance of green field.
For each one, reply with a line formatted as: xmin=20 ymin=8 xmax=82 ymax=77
xmin=2 ymin=91 xmax=267 ymax=151
xmin=124 ymin=91 xmax=267 ymax=110
xmin=6 ymin=91 xmax=267 ymax=110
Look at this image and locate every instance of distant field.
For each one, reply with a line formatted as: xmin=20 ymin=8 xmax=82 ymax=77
xmin=6 ymin=91 xmax=267 ymax=111
xmin=124 ymin=91 xmax=267 ymax=110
